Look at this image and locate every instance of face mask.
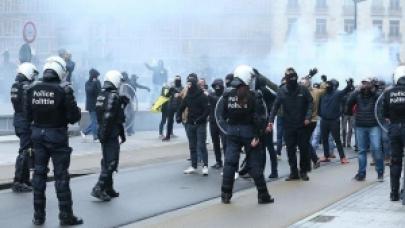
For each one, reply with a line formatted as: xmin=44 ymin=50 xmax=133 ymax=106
xmin=175 ymin=79 xmax=181 ymax=87
xmin=215 ymin=87 xmax=224 ymax=96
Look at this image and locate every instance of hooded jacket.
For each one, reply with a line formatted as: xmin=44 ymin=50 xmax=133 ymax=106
xmin=319 ymin=83 xmax=353 ymax=120
xmin=177 ymin=84 xmax=209 ymax=125
xmin=346 ymin=89 xmax=380 ymax=127
xmin=85 ymin=71 xmax=101 ymax=111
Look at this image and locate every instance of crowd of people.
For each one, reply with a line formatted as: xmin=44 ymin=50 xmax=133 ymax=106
xmin=5 ymin=47 xmax=405 ymax=225
xmin=154 ymin=63 xmax=405 ymax=204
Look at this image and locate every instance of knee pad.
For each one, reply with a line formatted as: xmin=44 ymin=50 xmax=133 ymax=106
xmin=107 ymin=160 xmax=118 ymax=173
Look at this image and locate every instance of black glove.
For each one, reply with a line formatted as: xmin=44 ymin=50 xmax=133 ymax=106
xmin=321 ymin=75 xmax=327 ymax=82
xmin=120 ymin=96 xmax=130 ymax=107
xmin=309 ymin=68 xmax=318 ymax=78
xmin=346 ymin=78 xmax=354 ymax=86
xmin=120 ymin=134 xmax=126 ymax=144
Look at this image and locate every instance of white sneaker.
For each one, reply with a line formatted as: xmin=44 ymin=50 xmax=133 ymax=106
xmin=80 ymin=131 xmax=86 ymax=139
xmin=184 ymin=166 xmax=196 ymax=174
xmin=234 ymin=173 xmax=239 ymax=180
xmin=202 ymin=166 xmax=209 ymax=176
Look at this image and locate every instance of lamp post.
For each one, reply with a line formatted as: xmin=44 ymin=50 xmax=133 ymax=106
xmin=353 ymin=0 xmax=367 ymax=31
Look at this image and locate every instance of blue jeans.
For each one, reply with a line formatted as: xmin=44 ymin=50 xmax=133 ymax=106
xmin=356 ymin=126 xmax=384 ymax=177
xmin=83 ymin=111 xmax=98 ymax=140
xmin=185 ymin=123 xmax=208 ymax=168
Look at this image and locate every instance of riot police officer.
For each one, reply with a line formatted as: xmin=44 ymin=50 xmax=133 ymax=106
xmin=91 ymin=70 xmax=127 ymax=201
xmin=10 ymin=62 xmax=38 ymax=193
xmin=384 ymin=65 xmax=405 ymax=201
xmin=218 ymin=65 xmax=274 ymax=204
xmin=26 ymin=56 xmax=82 ymax=226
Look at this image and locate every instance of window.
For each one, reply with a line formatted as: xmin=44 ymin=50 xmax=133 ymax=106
xmin=372 ymin=0 xmax=383 ymax=7
xmin=389 ymin=20 xmax=400 ymax=37
xmin=316 ymin=19 xmax=327 ymax=36
xmin=316 ymin=0 xmax=327 ymax=9
xmin=390 ymin=0 xmax=400 ymax=10
xmin=287 ymin=0 xmax=299 ymax=9
xmin=286 ymin=18 xmax=298 ymax=37
xmin=373 ymin=20 xmax=383 ymax=31
xmin=344 ymin=19 xmax=355 ymax=34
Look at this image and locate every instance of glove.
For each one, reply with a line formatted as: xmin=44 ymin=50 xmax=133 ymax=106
xmin=120 ymin=134 xmax=126 ymax=144
xmin=120 ymin=96 xmax=130 ymax=106
xmin=346 ymin=78 xmax=354 ymax=86
xmin=309 ymin=68 xmax=318 ymax=77
xmin=321 ymin=75 xmax=327 ymax=82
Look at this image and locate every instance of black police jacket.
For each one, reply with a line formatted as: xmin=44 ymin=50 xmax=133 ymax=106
xmin=26 ymin=78 xmax=81 ymax=128
xmin=383 ymin=85 xmax=405 ymax=124
xmin=217 ymin=89 xmax=267 ymax=138
xmin=11 ymin=74 xmax=31 ymax=114
xmin=96 ymin=82 xmax=126 ymax=141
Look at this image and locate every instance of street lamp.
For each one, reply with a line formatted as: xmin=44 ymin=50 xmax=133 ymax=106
xmin=353 ymin=0 xmax=367 ymax=31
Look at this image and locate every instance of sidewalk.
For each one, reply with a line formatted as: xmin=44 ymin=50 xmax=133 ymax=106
xmin=128 ymin=157 xmax=380 ymax=228
xmin=291 ymin=175 xmax=405 ymax=228
xmin=0 ymin=129 xmax=189 ymax=185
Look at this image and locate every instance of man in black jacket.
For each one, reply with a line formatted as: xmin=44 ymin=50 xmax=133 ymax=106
xmin=91 ymin=70 xmax=127 ymax=202
xmin=208 ymin=78 xmax=225 ymax=169
xmin=81 ymin=68 xmax=101 ymax=141
xmin=163 ymin=75 xmax=183 ymax=141
xmin=318 ymin=79 xmax=353 ymax=164
xmin=384 ymin=65 xmax=405 ymax=201
xmin=177 ymin=74 xmax=209 ymax=175
xmin=268 ymin=67 xmax=313 ymax=181
xmin=10 ymin=62 xmax=38 ymax=193
xmin=26 ymin=56 xmax=82 ymax=226
xmin=347 ymin=78 xmax=384 ymax=182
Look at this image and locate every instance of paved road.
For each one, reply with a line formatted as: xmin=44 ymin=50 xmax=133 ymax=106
xmin=0 ymin=141 xmax=363 ymax=228
xmin=0 ymin=142 xmax=292 ymax=228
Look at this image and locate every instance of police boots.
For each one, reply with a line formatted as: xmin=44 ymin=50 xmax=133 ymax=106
xmin=221 ymin=192 xmax=232 ymax=204
xmin=390 ymin=175 xmax=400 ymax=201
xmin=59 ymin=213 xmax=83 ymax=226
xmin=32 ymin=212 xmax=45 ymax=226
xmin=12 ymin=182 xmax=32 ymax=193
xmin=91 ymin=186 xmax=111 ymax=201
xmin=258 ymin=192 xmax=275 ymax=204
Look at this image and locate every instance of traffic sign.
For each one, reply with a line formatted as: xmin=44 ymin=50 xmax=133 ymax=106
xmin=23 ymin=21 xmax=37 ymax=43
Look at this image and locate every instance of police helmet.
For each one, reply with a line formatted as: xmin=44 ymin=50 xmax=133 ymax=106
xmin=43 ymin=56 xmax=67 ymax=80
xmin=105 ymin=70 xmax=123 ymax=89
xmin=17 ymin=62 xmax=38 ymax=81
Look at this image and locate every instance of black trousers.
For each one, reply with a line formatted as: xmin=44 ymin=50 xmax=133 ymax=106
xmin=165 ymin=109 xmax=175 ymax=138
xmin=263 ymin=132 xmax=278 ymax=174
xmin=209 ymin=122 xmax=225 ymax=165
xmin=389 ymin=123 xmax=405 ymax=193
xmin=96 ymin=137 xmax=120 ymax=191
xmin=14 ymin=115 xmax=32 ymax=184
xmin=320 ymin=119 xmax=346 ymax=159
xmin=31 ymin=127 xmax=73 ymax=216
xmin=159 ymin=103 xmax=168 ymax=135
xmin=222 ymin=135 xmax=268 ymax=196
xmin=284 ymin=127 xmax=311 ymax=175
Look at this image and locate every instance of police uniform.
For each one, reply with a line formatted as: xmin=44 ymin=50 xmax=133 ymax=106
xmin=218 ymin=82 xmax=273 ymax=204
xmin=10 ymin=74 xmax=33 ymax=192
xmin=383 ymin=72 xmax=405 ymax=201
xmin=91 ymin=80 xmax=126 ymax=201
xmin=26 ymin=58 xmax=82 ymax=226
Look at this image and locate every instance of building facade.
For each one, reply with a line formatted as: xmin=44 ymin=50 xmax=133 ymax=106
xmin=270 ymin=0 xmax=404 ymax=64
